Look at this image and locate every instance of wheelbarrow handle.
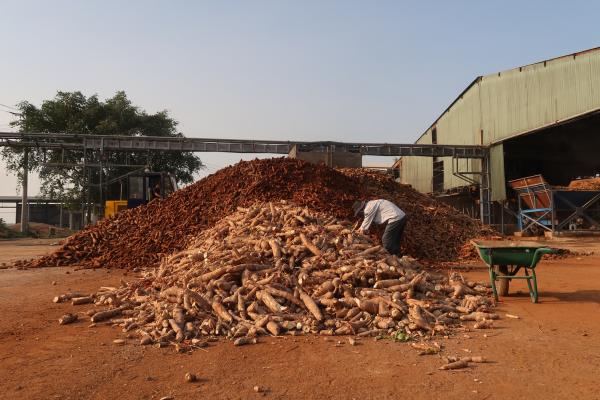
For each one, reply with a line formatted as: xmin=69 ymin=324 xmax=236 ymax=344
xmin=530 ymin=247 xmax=555 ymax=268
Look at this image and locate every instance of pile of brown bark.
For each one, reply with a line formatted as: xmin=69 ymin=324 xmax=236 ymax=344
xmin=339 ymin=168 xmax=497 ymax=260
xmin=55 ymin=202 xmax=497 ymax=348
xmin=18 ymin=157 xmax=495 ymax=270
xmin=567 ymin=177 xmax=600 ymax=191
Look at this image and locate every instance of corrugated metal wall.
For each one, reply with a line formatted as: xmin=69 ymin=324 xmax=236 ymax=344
xmin=436 ymin=81 xmax=482 ymax=190
xmin=481 ymin=51 xmax=600 ymax=143
xmin=401 ymin=48 xmax=600 ymax=199
xmin=400 ymin=133 xmax=432 ymax=193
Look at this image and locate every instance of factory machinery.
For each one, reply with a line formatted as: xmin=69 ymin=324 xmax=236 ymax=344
xmin=509 ymin=175 xmax=600 ymax=235
xmin=103 ymin=170 xmax=178 ymax=218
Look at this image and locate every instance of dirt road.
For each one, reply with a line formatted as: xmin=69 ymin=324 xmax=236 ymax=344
xmin=1 ymin=238 xmax=599 ymax=400
xmin=0 ymin=238 xmax=61 ymax=265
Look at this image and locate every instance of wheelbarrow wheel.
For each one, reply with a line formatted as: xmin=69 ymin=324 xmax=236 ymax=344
xmin=497 ymin=265 xmax=510 ymax=296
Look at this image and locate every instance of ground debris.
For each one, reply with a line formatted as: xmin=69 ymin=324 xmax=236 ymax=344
xmin=411 ymin=341 xmax=441 ymax=355
xmin=440 ymin=355 xmax=488 ymax=370
xmin=185 ymin=372 xmax=198 ymax=383
xmin=58 ymin=313 xmax=78 ymax=325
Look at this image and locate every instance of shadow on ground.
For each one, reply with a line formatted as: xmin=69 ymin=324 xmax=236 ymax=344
xmin=540 ymin=290 xmax=600 ymax=304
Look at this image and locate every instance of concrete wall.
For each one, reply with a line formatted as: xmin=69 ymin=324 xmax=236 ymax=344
xmin=16 ymin=203 xmax=61 ymax=226
xmin=15 ymin=203 xmax=83 ymax=229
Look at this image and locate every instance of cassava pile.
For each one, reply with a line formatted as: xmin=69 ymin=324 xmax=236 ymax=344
xmin=18 ymin=157 xmax=495 ymax=270
xmin=567 ymin=177 xmax=600 ymax=191
xmin=56 ymin=202 xmax=497 ymax=348
xmin=339 ymin=168 xmax=497 ymax=260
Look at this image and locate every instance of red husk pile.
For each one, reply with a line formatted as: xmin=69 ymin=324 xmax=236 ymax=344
xmin=18 ymin=158 xmax=495 ymax=270
xmin=568 ymin=177 xmax=600 ymax=191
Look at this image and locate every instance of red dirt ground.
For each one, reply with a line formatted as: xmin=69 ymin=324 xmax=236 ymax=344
xmin=1 ymin=237 xmax=599 ymax=400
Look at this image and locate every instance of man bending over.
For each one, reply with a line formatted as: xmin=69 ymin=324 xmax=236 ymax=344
xmin=352 ymin=199 xmax=408 ymax=256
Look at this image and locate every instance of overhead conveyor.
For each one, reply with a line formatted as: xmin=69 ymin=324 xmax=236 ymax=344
xmin=0 ymin=132 xmax=492 ymax=225
xmin=0 ymin=132 xmax=488 ymax=158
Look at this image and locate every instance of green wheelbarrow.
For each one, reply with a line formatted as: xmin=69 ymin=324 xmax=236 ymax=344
xmin=471 ymin=240 xmax=557 ymax=303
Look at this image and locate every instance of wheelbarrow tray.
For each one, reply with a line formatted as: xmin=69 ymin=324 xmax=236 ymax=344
xmin=471 ymin=240 xmax=556 ymax=303
xmin=471 ymin=240 xmax=550 ymax=268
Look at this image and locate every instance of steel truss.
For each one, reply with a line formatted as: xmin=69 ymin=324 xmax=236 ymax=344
xmin=0 ymin=132 xmax=492 ymax=224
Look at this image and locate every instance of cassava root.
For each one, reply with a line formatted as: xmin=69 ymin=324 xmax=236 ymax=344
xmin=55 ymin=201 xmax=496 ymax=351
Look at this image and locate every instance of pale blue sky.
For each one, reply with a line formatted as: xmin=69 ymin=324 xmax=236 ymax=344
xmin=1 ymin=0 xmax=599 ymax=220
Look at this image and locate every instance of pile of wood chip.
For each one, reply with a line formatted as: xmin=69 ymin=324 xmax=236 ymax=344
xmin=339 ymin=168 xmax=498 ymax=260
xmin=18 ymin=158 xmax=496 ymax=271
xmin=568 ymin=177 xmax=600 ymax=190
xmin=56 ymin=202 xmax=497 ymax=349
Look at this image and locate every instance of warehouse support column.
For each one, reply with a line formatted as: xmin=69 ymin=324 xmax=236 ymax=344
xmin=479 ymin=152 xmax=492 ymax=225
xmin=20 ymin=148 xmax=29 ymax=233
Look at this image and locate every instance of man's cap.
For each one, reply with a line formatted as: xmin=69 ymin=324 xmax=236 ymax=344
xmin=352 ymin=200 xmax=366 ymax=216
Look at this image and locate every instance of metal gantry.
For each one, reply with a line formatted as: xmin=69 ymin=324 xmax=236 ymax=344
xmin=509 ymin=175 xmax=600 ymax=235
xmin=0 ymin=132 xmax=489 ymax=158
xmin=0 ymin=132 xmax=492 ymax=225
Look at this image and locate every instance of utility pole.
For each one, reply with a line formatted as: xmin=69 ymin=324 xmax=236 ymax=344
xmin=20 ymin=148 xmax=29 ymax=233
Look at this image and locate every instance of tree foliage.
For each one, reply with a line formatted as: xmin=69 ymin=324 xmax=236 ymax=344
xmin=1 ymin=91 xmax=203 ymax=209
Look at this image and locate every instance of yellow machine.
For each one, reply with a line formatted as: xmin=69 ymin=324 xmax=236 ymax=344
xmin=103 ymin=170 xmax=178 ymax=219
xmin=104 ymin=200 xmax=128 ymax=218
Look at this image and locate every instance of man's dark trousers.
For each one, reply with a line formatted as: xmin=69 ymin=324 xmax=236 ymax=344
xmin=382 ymin=215 xmax=407 ymax=256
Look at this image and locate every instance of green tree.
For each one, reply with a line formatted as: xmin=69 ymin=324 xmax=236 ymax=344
xmin=1 ymin=91 xmax=203 ymax=211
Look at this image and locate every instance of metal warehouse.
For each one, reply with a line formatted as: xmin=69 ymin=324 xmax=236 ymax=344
xmin=399 ymin=47 xmax=600 ymax=234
